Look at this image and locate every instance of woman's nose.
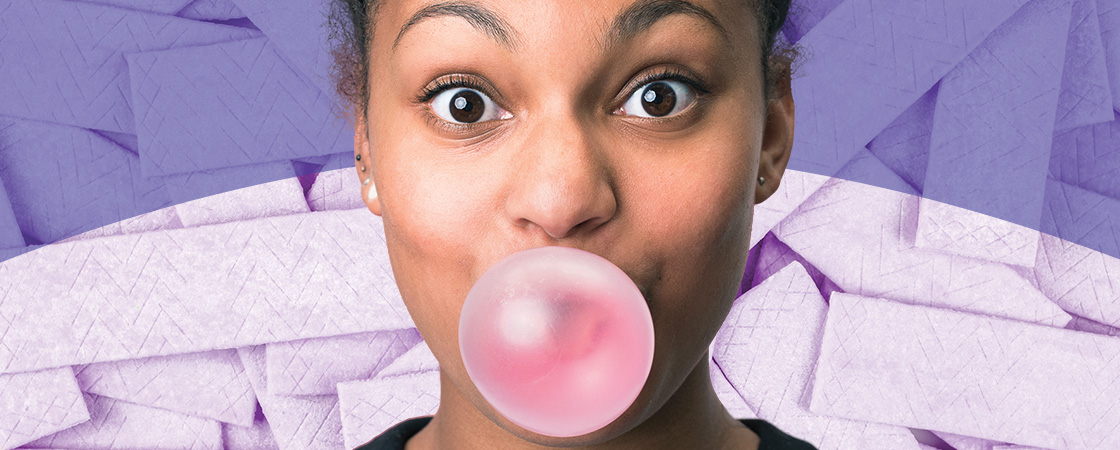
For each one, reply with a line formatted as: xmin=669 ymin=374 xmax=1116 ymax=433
xmin=504 ymin=114 xmax=617 ymax=240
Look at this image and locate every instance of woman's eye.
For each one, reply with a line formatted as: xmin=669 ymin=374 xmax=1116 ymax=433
xmin=619 ymin=80 xmax=698 ymax=118
xmin=430 ymin=88 xmax=510 ymax=124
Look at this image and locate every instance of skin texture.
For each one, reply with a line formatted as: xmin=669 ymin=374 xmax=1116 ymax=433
xmin=351 ymin=0 xmax=794 ymax=448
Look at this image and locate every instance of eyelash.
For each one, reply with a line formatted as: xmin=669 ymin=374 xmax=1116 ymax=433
xmin=415 ymin=74 xmax=491 ymax=104
xmin=623 ymin=67 xmax=712 ymax=102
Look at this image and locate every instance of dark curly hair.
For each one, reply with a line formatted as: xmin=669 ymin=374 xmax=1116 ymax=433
xmin=327 ymin=0 xmax=797 ymax=125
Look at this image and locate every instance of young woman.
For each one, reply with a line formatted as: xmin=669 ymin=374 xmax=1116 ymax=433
xmin=328 ymin=0 xmax=811 ymax=448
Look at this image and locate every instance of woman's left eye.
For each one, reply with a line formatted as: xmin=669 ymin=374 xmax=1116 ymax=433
xmin=430 ymin=88 xmax=511 ymax=124
xmin=619 ymin=80 xmax=698 ymax=118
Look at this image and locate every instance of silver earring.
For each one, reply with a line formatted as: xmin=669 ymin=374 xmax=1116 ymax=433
xmin=758 ymin=176 xmax=766 ymax=186
xmin=363 ymin=176 xmax=371 ymax=186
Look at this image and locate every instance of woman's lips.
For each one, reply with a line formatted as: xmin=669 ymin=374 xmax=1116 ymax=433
xmin=477 ymin=245 xmax=656 ymax=306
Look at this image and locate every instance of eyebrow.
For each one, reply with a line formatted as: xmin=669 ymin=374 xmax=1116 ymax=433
xmin=394 ymin=1 xmax=520 ymax=50
xmin=393 ymin=0 xmax=727 ymax=52
xmin=605 ymin=0 xmax=728 ymax=50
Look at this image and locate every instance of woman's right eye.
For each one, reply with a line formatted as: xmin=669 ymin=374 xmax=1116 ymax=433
xmin=618 ymin=80 xmax=698 ymax=119
xmin=430 ymin=88 xmax=511 ymax=124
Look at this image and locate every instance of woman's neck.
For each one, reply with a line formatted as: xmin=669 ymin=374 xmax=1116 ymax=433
xmin=406 ymin=352 xmax=759 ymax=450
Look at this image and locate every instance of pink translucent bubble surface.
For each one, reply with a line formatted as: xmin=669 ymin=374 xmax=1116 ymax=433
xmin=458 ymin=246 xmax=655 ymax=438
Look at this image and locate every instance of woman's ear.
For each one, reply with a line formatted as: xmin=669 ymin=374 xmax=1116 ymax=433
xmin=354 ymin=113 xmax=382 ymax=216
xmin=754 ymin=65 xmax=795 ymax=205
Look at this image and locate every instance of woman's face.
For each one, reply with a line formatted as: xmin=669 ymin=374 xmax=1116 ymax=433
xmin=355 ymin=0 xmax=792 ymax=445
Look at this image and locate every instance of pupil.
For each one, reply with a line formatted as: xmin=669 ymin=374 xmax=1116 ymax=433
xmin=450 ymin=90 xmax=485 ymax=123
xmin=640 ymin=82 xmax=676 ymax=117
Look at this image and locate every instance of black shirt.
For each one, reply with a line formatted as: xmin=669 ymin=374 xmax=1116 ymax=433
xmin=355 ymin=416 xmax=819 ymax=449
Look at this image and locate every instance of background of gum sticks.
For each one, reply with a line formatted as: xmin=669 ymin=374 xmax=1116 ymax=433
xmin=0 ymin=0 xmax=1118 ymax=449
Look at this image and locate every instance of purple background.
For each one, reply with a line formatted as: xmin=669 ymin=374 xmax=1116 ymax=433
xmin=0 ymin=0 xmax=1116 ymax=259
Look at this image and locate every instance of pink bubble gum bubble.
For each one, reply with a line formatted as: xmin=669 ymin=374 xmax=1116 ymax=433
xmin=458 ymin=246 xmax=655 ymax=438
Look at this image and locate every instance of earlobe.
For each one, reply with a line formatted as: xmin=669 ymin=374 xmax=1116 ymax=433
xmin=363 ymin=176 xmax=382 ymax=216
xmin=754 ymin=69 xmax=795 ymax=205
xmin=354 ymin=115 xmax=383 ymax=217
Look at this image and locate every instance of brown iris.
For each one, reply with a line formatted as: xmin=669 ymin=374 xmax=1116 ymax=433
xmin=450 ymin=90 xmax=485 ymax=123
xmin=640 ymin=82 xmax=676 ymax=117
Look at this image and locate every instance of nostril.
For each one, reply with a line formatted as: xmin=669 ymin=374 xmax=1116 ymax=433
xmin=572 ymin=216 xmax=605 ymax=235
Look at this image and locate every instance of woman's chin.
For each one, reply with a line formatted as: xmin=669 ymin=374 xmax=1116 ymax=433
xmin=480 ymin=391 xmax=659 ymax=448
xmin=496 ymin=419 xmax=631 ymax=447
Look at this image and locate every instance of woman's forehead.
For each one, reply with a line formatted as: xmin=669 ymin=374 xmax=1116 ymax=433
xmin=372 ymin=0 xmax=758 ymax=52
